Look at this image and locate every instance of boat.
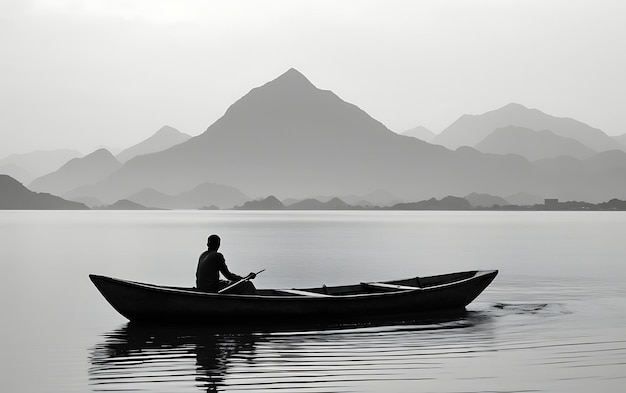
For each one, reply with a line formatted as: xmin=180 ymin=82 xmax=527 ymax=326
xmin=90 ymin=269 xmax=498 ymax=324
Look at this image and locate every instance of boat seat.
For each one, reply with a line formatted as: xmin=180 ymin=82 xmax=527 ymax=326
xmin=279 ymin=289 xmax=333 ymax=297
xmin=361 ymin=282 xmax=421 ymax=291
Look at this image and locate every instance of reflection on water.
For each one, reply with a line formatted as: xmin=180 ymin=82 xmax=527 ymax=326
xmin=89 ymin=311 xmax=494 ymax=392
xmin=89 ymin=301 xmax=626 ymax=392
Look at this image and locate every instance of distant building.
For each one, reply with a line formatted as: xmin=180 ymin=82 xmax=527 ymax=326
xmin=544 ymin=199 xmax=559 ymax=209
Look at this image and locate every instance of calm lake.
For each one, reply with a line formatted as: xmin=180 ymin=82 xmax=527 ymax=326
xmin=1 ymin=210 xmax=625 ymax=392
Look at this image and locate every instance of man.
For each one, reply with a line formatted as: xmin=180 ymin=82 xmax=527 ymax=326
xmin=196 ymin=234 xmax=256 ymax=294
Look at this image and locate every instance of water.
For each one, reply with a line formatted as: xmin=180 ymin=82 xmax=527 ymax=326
xmin=1 ymin=210 xmax=625 ymax=392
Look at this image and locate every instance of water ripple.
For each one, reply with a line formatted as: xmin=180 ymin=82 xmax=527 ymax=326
xmin=88 ymin=306 xmax=626 ymax=392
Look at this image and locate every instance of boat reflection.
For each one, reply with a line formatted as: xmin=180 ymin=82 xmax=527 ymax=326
xmin=89 ymin=311 xmax=495 ymax=392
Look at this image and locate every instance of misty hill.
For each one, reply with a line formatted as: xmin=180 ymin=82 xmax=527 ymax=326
xmin=401 ymin=126 xmax=436 ymax=142
xmin=69 ymin=196 xmax=105 ymax=208
xmin=614 ymin=133 xmax=626 ymax=147
xmin=475 ymin=126 xmax=597 ymax=161
xmin=505 ymin=191 xmax=545 ymax=206
xmin=391 ymin=196 xmax=472 ymax=210
xmin=68 ymin=70 xmax=626 ymax=204
xmin=234 ymin=196 xmax=285 ymax=210
xmin=0 ymin=163 xmax=35 ymax=184
xmin=116 ymin=126 xmax=191 ymax=163
xmin=96 ymin=199 xmax=152 ymax=210
xmin=464 ymin=192 xmax=509 ymax=208
xmin=433 ymin=103 xmax=621 ymax=152
xmin=29 ymin=149 xmax=122 ymax=196
xmin=0 ymin=175 xmax=89 ymax=210
xmin=286 ymin=197 xmax=352 ymax=210
xmin=126 ymin=182 xmax=250 ymax=209
xmin=0 ymin=149 xmax=83 ymax=181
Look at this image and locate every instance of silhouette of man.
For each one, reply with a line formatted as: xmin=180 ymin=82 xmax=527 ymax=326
xmin=196 ymin=234 xmax=256 ymax=294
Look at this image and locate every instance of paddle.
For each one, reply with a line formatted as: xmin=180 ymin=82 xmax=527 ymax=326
xmin=218 ymin=269 xmax=265 ymax=294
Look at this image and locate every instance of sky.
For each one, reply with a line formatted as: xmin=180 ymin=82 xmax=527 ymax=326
xmin=1 ymin=0 xmax=625 ymax=158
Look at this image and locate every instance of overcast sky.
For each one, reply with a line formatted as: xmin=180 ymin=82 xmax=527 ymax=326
xmin=1 ymin=0 xmax=625 ymax=158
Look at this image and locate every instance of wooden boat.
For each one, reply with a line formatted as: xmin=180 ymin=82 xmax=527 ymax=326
xmin=90 ymin=270 xmax=498 ymax=324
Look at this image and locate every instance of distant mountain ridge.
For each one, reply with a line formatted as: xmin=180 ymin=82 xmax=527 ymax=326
xmin=475 ymin=126 xmax=597 ymax=161
xmin=116 ymin=126 xmax=191 ymax=163
xmin=434 ymin=103 xmax=622 ymax=152
xmin=29 ymin=148 xmax=122 ymax=196
xmin=33 ymin=70 xmax=626 ymax=204
xmin=126 ymin=182 xmax=250 ymax=209
xmin=0 ymin=149 xmax=83 ymax=182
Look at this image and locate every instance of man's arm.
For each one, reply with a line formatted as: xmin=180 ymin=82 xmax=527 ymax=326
xmin=217 ymin=254 xmax=243 ymax=281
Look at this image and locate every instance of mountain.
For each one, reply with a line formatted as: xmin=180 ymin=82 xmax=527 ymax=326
xmin=401 ymin=126 xmax=436 ymax=142
xmin=0 ymin=163 xmax=35 ymax=184
xmin=73 ymin=69 xmax=533 ymax=202
xmin=475 ymin=126 xmax=597 ymax=161
xmin=613 ymin=133 xmax=626 ymax=147
xmin=68 ymin=70 xmax=626 ymax=204
xmin=391 ymin=196 xmax=472 ymax=210
xmin=126 ymin=182 xmax=250 ymax=209
xmin=464 ymin=193 xmax=509 ymax=208
xmin=433 ymin=103 xmax=622 ymax=152
xmin=0 ymin=149 xmax=83 ymax=179
xmin=69 ymin=196 xmax=105 ymax=208
xmin=505 ymin=191 xmax=545 ymax=206
xmin=97 ymin=199 xmax=152 ymax=210
xmin=286 ymin=197 xmax=352 ymax=210
xmin=235 ymin=196 xmax=285 ymax=210
xmin=116 ymin=126 xmax=191 ymax=163
xmin=28 ymin=149 xmax=122 ymax=196
xmin=0 ymin=175 xmax=88 ymax=209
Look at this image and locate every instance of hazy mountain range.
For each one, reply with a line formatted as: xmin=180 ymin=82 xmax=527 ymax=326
xmin=474 ymin=126 xmax=598 ymax=161
xmin=5 ymin=68 xmax=626 ymax=208
xmin=0 ymin=149 xmax=83 ymax=184
xmin=432 ymin=102 xmax=623 ymax=152
xmin=125 ymin=182 xmax=250 ymax=210
xmin=29 ymin=148 xmax=122 ymax=196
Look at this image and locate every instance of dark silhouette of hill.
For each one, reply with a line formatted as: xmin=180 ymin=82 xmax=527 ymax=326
xmin=126 ymin=182 xmax=250 ymax=209
xmin=434 ymin=103 xmax=622 ymax=152
xmin=234 ymin=196 xmax=285 ymax=210
xmin=391 ymin=196 xmax=472 ymax=210
xmin=116 ymin=126 xmax=191 ymax=163
xmin=475 ymin=126 xmax=597 ymax=161
xmin=29 ymin=148 xmax=121 ymax=196
xmin=464 ymin=193 xmax=509 ymax=208
xmin=0 ymin=175 xmax=89 ymax=209
xmin=401 ymin=126 xmax=436 ymax=142
xmin=0 ymin=149 xmax=83 ymax=181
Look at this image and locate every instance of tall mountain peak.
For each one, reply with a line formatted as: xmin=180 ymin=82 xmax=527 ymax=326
xmin=271 ymin=68 xmax=315 ymax=87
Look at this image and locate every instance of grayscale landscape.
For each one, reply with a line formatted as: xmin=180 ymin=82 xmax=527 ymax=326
xmin=1 ymin=1 xmax=626 ymax=393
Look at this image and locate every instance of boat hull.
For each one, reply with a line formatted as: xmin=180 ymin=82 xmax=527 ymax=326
xmin=90 ymin=270 xmax=498 ymax=324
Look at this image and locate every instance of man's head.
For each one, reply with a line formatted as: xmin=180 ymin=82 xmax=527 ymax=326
xmin=207 ymin=234 xmax=221 ymax=250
